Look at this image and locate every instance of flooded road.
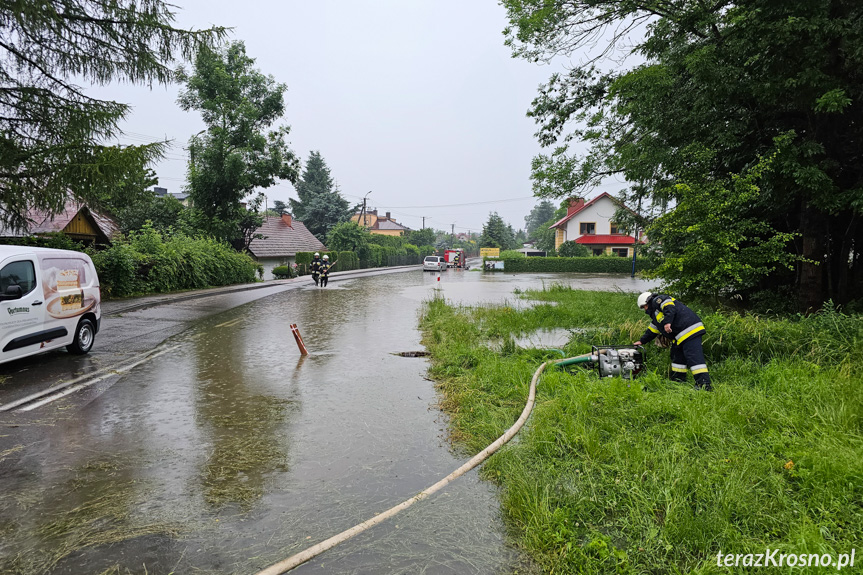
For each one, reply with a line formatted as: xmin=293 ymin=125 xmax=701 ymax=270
xmin=0 ymin=268 xmax=654 ymax=574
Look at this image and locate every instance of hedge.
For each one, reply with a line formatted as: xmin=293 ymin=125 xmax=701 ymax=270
xmin=88 ymin=225 xmax=260 ymax=297
xmin=486 ymin=255 xmax=648 ymax=273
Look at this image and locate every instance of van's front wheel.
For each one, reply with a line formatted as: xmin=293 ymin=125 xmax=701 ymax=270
xmin=67 ymin=318 xmax=95 ymax=355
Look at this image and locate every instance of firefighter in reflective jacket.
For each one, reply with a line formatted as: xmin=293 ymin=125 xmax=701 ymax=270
xmin=319 ymin=255 xmax=331 ymax=287
xmin=309 ymin=253 xmax=322 ymax=286
xmin=633 ymin=292 xmax=713 ymax=391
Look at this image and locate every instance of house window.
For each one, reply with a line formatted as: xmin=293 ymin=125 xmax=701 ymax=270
xmin=592 ymin=248 xmax=603 ymax=256
xmin=612 ymin=248 xmax=629 ymax=257
xmin=580 ymin=222 xmax=596 ymax=235
xmin=610 ymin=222 xmax=624 ymax=234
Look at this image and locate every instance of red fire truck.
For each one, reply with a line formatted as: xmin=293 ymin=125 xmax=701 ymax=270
xmin=443 ymin=249 xmax=466 ymax=268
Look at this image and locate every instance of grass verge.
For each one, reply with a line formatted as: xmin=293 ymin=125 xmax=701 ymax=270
xmin=420 ymin=286 xmax=863 ymax=574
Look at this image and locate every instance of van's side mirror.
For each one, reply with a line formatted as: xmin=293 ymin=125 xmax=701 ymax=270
xmin=0 ymin=284 xmax=22 ymax=301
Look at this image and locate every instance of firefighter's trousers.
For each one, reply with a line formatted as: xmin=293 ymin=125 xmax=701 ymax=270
xmin=669 ymin=334 xmax=712 ymax=390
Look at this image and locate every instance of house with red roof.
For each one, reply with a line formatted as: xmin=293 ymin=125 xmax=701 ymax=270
xmin=549 ymin=193 xmax=643 ymax=257
xmin=248 ymin=213 xmax=327 ymax=280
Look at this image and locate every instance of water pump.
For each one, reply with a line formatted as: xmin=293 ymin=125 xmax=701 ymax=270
xmin=591 ymin=345 xmax=645 ymax=379
xmin=554 ymin=345 xmax=645 ymax=380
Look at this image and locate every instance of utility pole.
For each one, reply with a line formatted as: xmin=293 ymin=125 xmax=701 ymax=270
xmin=361 ymin=191 xmax=371 ymax=227
xmin=422 ymin=216 xmax=425 ymax=230
xmin=451 ymin=223 xmax=455 ymax=246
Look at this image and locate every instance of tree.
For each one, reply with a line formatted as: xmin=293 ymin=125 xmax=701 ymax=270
xmin=289 ymin=151 xmax=354 ymax=242
xmin=116 ymin=194 xmax=187 ymax=235
xmin=524 ymin=200 xmax=557 ymax=238
xmin=407 ymin=227 xmax=436 ymax=247
xmin=480 ymin=212 xmax=518 ymax=250
xmin=272 ymin=200 xmax=289 ymax=216
xmin=0 ymin=1 xmax=226 ymax=232
xmin=177 ymin=41 xmax=299 ymax=246
xmin=327 ymin=221 xmax=370 ymax=252
xmin=98 ymin=166 xmax=159 ymax=220
xmin=503 ymin=0 xmax=863 ymax=310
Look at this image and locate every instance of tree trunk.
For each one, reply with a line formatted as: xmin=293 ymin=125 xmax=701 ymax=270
xmin=799 ymin=207 xmax=827 ymax=312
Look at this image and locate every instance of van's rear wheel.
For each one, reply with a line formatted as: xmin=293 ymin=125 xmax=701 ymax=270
xmin=67 ymin=318 xmax=95 ymax=355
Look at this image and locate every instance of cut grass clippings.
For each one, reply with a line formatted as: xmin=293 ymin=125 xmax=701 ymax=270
xmin=420 ymin=287 xmax=863 ymax=574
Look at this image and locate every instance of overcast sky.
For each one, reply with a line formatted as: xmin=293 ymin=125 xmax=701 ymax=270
xmin=95 ymin=1 xmax=621 ymax=235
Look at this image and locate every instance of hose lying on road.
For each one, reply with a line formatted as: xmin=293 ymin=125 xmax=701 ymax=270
xmin=255 ymin=355 xmax=576 ymax=575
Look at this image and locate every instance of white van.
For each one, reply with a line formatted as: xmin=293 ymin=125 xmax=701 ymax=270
xmin=0 ymin=245 xmax=101 ymax=364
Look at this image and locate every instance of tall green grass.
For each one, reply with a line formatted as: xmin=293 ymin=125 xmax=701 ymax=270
xmin=420 ymin=288 xmax=863 ymax=574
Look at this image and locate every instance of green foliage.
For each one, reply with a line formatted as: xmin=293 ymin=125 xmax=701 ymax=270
xmin=289 ymin=151 xmax=354 ymax=242
xmin=326 ymin=221 xmax=369 ymax=252
xmin=492 ymin=256 xmax=644 ymax=273
xmin=480 ymin=212 xmax=518 ymax=250
xmin=272 ymin=200 xmax=288 ymax=216
xmin=91 ymin=224 xmax=258 ymax=297
xmin=337 ymin=251 xmax=359 ymax=271
xmin=0 ymin=0 xmax=226 ymax=233
xmin=524 ymin=200 xmax=557 ymax=237
xmin=407 ymin=227 xmax=435 ymax=246
xmin=0 ymin=233 xmax=85 ymax=251
xmin=294 ymin=252 xmax=312 ymax=276
xmin=367 ymin=234 xmax=407 ymax=248
xmin=115 ymin=195 xmax=188 ymax=235
xmin=499 ymin=250 xmax=526 ymax=259
xmin=272 ymin=265 xmax=295 ymax=279
xmin=421 ymin=289 xmax=863 ymax=574
xmin=647 ymin=142 xmax=799 ymax=300
xmin=178 ymin=41 xmax=299 ymax=246
xmin=502 ymin=0 xmax=863 ymax=310
xmin=557 ymin=240 xmax=591 ymax=257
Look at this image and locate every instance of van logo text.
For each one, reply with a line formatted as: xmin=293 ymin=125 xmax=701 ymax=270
xmin=7 ymin=307 xmax=29 ymax=316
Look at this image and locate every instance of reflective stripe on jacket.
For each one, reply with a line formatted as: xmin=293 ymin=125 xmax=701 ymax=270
xmin=639 ymin=294 xmax=705 ymax=344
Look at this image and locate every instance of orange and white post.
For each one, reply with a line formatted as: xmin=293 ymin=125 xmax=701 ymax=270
xmin=290 ymin=323 xmax=309 ymax=355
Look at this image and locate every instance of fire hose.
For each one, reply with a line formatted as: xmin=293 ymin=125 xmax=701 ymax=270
xmin=254 ymin=348 xmax=643 ymax=574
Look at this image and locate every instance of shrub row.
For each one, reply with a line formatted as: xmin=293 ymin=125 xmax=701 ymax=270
xmin=294 ymin=244 xmax=431 ymax=275
xmin=89 ymin=225 xmax=259 ymax=298
xmin=487 ymin=255 xmax=647 ymax=273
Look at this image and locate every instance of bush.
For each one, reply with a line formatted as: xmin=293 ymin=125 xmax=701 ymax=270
xmin=557 ymin=241 xmax=592 ymax=257
xmin=295 ymin=252 xmax=313 ymax=275
xmin=336 ymin=251 xmax=359 ymax=271
xmin=488 ymin=256 xmax=647 ymax=273
xmin=0 ymin=232 xmax=86 ymax=251
xmin=500 ymin=250 xmax=526 ymax=259
xmin=91 ymin=227 xmax=258 ymax=298
xmin=272 ymin=265 xmax=295 ymax=279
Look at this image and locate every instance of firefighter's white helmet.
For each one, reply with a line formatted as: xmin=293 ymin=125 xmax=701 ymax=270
xmin=637 ymin=292 xmax=652 ymax=308
xmin=323 ymin=255 xmax=329 ymax=260
xmin=314 ymin=252 xmax=320 ymax=257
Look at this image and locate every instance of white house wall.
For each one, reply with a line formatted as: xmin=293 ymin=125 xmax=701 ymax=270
xmin=561 ymin=196 xmax=620 ymax=242
xmin=259 ymin=256 xmax=294 ymax=280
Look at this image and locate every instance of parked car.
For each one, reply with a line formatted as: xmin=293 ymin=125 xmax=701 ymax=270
xmin=423 ymin=255 xmax=445 ymax=272
xmin=0 ymin=246 xmax=101 ymax=364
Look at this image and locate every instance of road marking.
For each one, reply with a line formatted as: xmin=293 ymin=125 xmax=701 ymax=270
xmin=0 ymin=345 xmax=179 ymax=413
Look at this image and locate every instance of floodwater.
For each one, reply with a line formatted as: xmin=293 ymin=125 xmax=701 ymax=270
xmin=0 ymin=268 xmax=654 ymax=575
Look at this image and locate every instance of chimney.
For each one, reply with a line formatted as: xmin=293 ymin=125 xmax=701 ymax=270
xmin=385 ymin=212 xmax=391 ymax=220
xmin=566 ymin=197 xmax=585 ymax=216
xmin=281 ymin=213 xmax=292 ymax=227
